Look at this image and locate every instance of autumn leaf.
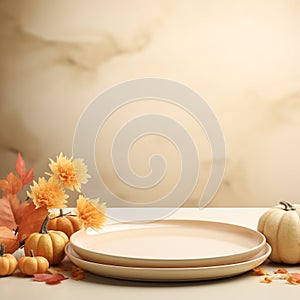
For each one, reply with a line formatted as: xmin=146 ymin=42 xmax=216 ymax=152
xmin=287 ymin=273 xmax=300 ymax=285
xmin=0 ymin=198 xmax=17 ymax=230
xmin=274 ymin=268 xmax=288 ymax=274
xmin=71 ymin=266 xmax=85 ymax=280
xmin=17 ymin=202 xmax=48 ymax=243
xmin=0 ymin=196 xmax=30 ymax=230
xmin=15 ymin=153 xmax=34 ymax=187
xmin=253 ymin=268 xmax=268 ymax=276
xmin=0 ymin=226 xmax=18 ymax=253
xmin=260 ymin=276 xmax=273 ymax=284
xmin=8 ymin=196 xmax=29 ymax=226
xmin=32 ymin=273 xmax=68 ymax=285
xmin=0 ymin=173 xmax=22 ymax=198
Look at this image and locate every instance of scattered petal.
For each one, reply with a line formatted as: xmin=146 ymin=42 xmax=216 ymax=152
xmin=279 ymin=274 xmax=289 ymax=280
xmin=253 ymin=268 xmax=268 ymax=276
xmin=71 ymin=266 xmax=85 ymax=280
xmin=32 ymin=273 xmax=68 ymax=285
xmin=260 ymin=276 xmax=273 ymax=284
xmin=287 ymin=273 xmax=300 ymax=285
xmin=274 ymin=268 xmax=288 ymax=274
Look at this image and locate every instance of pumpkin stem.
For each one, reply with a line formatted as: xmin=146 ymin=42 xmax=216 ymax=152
xmin=30 ymin=249 xmax=35 ymax=257
xmin=40 ymin=215 xmax=50 ymax=234
xmin=59 ymin=209 xmax=64 ymax=217
xmin=0 ymin=244 xmax=5 ymax=257
xmin=279 ymin=200 xmax=296 ymax=211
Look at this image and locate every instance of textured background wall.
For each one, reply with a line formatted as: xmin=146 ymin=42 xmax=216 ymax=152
xmin=1 ymin=0 xmax=300 ymax=207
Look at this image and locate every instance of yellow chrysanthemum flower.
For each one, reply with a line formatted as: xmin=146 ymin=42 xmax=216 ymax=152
xmin=47 ymin=153 xmax=90 ymax=192
xmin=27 ymin=177 xmax=68 ymax=209
xmin=76 ymin=195 xmax=106 ymax=230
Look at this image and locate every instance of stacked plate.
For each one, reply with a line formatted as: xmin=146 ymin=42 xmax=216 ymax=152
xmin=66 ymin=220 xmax=271 ymax=282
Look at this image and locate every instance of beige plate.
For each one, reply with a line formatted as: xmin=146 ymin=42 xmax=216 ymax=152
xmin=70 ymin=220 xmax=266 ymax=268
xmin=65 ymin=243 xmax=271 ymax=282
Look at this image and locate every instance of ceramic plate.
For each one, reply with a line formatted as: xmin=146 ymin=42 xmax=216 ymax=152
xmin=70 ymin=220 xmax=266 ymax=268
xmin=65 ymin=243 xmax=271 ymax=282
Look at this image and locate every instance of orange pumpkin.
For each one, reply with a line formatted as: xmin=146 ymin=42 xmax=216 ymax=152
xmin=24 ymin=216 xmax=69 ymax=265
xmin=18 ymin=249 xmax=49 ymax=275
xmin=48 ymin=209 xmax=82 ymax=238
xmin=0 ymin=244 xmax=17 ymax=276
xmin=0 ymin=226 xmax=18 ymax=254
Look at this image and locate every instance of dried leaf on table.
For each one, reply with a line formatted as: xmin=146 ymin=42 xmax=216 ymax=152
xmin=260 ymin=276 xmax=273 ymax=283
xmin=274 ymin=268 xmax=288 ymax=274
xmin=287 ymin=273 xmax=300 ymax=285
xmin=71 ymin=266 xmax=85 ymax=280
xmin=32 ymin=273 xmax=68 ymax=285
xmin=253 ymin=268 xmax=268 ymax=276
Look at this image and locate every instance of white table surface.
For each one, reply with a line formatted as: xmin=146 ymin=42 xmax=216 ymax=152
xmin=1 ymin=208 xmax=300 ymax=300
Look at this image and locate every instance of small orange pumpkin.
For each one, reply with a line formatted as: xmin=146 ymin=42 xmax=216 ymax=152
xmin=48 ymin=209 xmax=82 ymax=238
xmin=24 ymin=216 xmax=69 ymax=265
xmin=18 ymin=249 xmax=49 ymax=276
xmin=0 ymin=244 xmax=17 ymax=276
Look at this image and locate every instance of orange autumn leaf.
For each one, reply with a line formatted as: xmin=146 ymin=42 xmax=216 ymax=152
xmin=287 ymin=273 xmax=300 ymax=285
xmin=274 ymin=268 xmax=288 ymax=274
xmin=17 ymin=202 xmax=49 ymax=243
xmin=0 ymin=198 xmax=18 ymax=230
xmin=0 ymin=172 xmax=22 ymax=198
xmin=8 ymin=196 xmax=29 ymax=226
xmin=71 ymin=266 xmax=85 ymax=280
xmin=15 ymin=153 xmax=34 ymax=187
xmin=253 ymin=268 xmax=268 ymax=276
xmin=0 ymin=153 xmax=34 ymax=230
xmin=0 ymin=226 xmax=18 ymax=253
xmin=260 ymin=276 xmax=273 ymax=284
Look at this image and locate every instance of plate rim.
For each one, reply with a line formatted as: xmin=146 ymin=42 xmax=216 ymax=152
xmin=70 ymin=219 xmax=266 ymax=268
xmin=65 ymin=243 xmax=271 ymax=282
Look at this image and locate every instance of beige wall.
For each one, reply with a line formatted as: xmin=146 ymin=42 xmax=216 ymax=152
xmin=1 ymin=0 xmax=300 ymax=207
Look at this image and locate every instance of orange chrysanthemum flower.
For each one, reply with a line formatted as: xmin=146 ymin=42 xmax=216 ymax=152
xmin=76 ymin=195 xmax=106 ymax=230
xmin=27 ymin=177 xmax=68 ymax=209
xmin=47 ymin=153 xmax=90 ymax=192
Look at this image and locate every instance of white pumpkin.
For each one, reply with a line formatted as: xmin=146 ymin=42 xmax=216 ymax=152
xmin=257 ymin=201 xmax=300 ymax=264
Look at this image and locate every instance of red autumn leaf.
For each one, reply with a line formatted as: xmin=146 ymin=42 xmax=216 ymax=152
xmin=17 ymin=202 xmax=48 ymax=243
xmin=15 ymin=153 xmax=25 ymax=180
xmin=15 ymin=153 xmax=34 ymax=187
xmin=0 ymin=198 xmax=17 ymax=230
xmin=22 ymin=168 xmax=34 ymax=186
xmin=0 ymin=226 xmax=19 ymax=253
xmin=32 ymin=273 xmax=68 ymax=285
